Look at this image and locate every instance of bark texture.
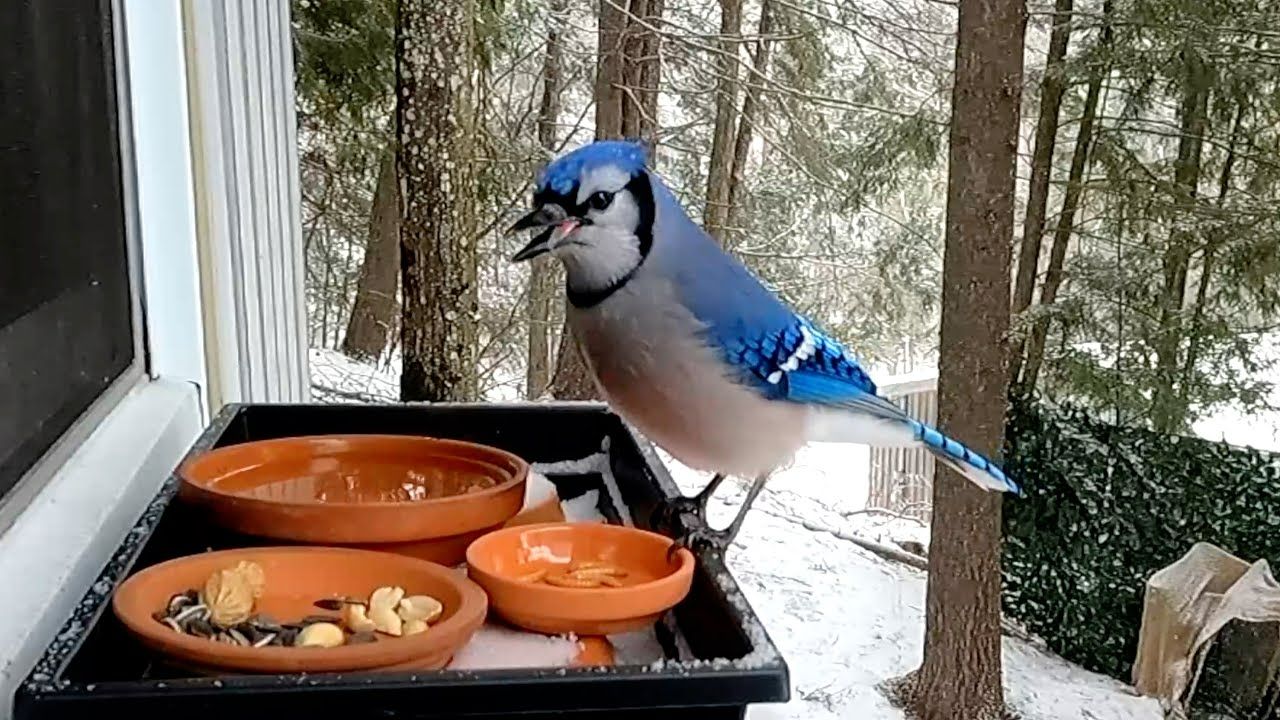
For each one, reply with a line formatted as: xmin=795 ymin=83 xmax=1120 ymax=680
xmin=703 ymin=0 xmax=743 ymax=243
xmin=526 ymin=3 xmax=564 ymax=400
xmin=341 ymin=149 xmax=401 ymax=362
xmin=592 ymin=0 xmax=662 ymax=141
xmin=897 ymin=0 xmax=1026 ymax=717
xmin=395 ymin=0 xmax=479 ymax=402
xmin=622 ymin=0 xmax=663 ymax=142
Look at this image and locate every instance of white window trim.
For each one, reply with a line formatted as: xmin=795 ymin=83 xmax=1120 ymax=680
xmin=183 ymin=0 xmax=311 ymax=409
xmin=0 ymin=1 xmax=216 ymax=714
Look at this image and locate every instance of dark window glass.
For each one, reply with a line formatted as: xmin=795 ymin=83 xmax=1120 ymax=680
xmin=0 ymin=0 xmax=138 ymax=498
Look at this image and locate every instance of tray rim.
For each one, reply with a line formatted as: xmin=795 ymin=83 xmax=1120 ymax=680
xmin=16 ymin=400 xmax=790 ymax=712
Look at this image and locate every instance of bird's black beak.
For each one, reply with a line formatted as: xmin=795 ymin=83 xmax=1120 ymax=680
xmin=510 ymin=227 xmax=554 ymax=262
xmin=507 ymin=205 xmax=562 ymax=262
xmin=506 ymin=206 xmax=559 ymax=235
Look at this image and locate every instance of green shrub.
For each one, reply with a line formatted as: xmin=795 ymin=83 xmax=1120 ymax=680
xmin=1000 ymin=397 xmax=1280 ymax=682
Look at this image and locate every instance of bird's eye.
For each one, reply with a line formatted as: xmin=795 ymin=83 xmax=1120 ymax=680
xmin=587 ymin=191 xmax=613 ymax=211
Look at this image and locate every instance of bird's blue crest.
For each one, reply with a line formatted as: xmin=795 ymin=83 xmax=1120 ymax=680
xmin=536 ymin=140 xmax=650 ymax=196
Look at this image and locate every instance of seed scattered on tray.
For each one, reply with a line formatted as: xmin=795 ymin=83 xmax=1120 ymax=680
xmin=154 ymin=565 xmax=447 ymax=649
xmin=519 ymin=560 xmax=628 ymax=589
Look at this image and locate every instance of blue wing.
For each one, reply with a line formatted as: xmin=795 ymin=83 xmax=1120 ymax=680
xmin=647 ymin=176 xmax=883 ymax=410
xmin=700 ymin=310 xmax=1020 ymax=494
xmin=649 ymin=176 xmax=1020 ymax=494
xmin=719 ymin=314 xmax=880 ymax=406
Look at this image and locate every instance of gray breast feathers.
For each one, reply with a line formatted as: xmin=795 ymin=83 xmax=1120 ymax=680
xmin=567 ymin=271 xmax=810 ymax=477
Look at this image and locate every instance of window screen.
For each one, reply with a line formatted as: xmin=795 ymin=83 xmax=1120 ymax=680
xmin=0 ymin=0 xmax=138 ymax=499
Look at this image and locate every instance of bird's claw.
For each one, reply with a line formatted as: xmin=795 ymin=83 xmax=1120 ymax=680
xmin=666 ymin=526 xmax=733 ymax=562
xmin=650 ymin=494 xmax=700 ymax=535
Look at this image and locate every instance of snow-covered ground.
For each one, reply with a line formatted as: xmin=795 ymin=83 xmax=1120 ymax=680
xmin=303 ymin=347 xmax=1189 ymax=717
xmin=657 ymin=455 xmax=1160 ymax=720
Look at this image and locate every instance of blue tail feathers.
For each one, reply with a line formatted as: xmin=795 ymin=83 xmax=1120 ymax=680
xmin=907 ymin=419 xmax=1022 ymax=496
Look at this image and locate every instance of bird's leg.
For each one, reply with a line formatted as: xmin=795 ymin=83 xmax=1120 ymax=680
xmin=652 ymin=472 xmax=726 ymax=529
xmin=719 ymin=472 xmax=769 ymax=546
xmin=666 ymin=472 xmax=769 ymax=561
xmin=691 ymin=472 xmax=729 ymax=514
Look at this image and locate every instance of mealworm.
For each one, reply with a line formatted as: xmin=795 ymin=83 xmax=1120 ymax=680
xmin=544 ymin=573 xmax=604 ymax=589
xmin=569 ymin=566 xmax=628 ymax=579
xmin=516 ymin=568 xmax=548 ymax=583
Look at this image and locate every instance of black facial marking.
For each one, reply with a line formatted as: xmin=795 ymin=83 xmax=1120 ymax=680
xmin=567 ymin=172 xmax=655 ymax=309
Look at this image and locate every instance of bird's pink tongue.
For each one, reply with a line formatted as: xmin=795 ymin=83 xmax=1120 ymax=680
xmin=552 ymin=219 xmax=580 ymax=243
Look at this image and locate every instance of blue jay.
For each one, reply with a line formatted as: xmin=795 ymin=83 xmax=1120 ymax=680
xmin=508 ymin=140 xmax=1020 ymax=555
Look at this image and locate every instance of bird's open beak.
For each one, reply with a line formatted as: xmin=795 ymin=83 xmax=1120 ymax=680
xmin=506 ymin=206 xmax=558 ymax=235
xmin=510 ymin=227 xmax=555 ymax=262
xmin=508 ymin=205 xmax=580 ymax=262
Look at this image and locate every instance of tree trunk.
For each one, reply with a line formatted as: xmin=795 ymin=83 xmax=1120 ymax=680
xmin=1174 ymin=105 xmax=1242 ymax=424
xmin=395 ymin=0 xmax=479 ymax=402
xmin=341 ymin=148 xmax=401 ymax=362
xmin=549 ymin=0 xmax=662 ymax=401
xmin=593 ymin=0 xmax=628 ymax=139
xmin=621 ymin=0 xmax=663 ymax=143
xmin=1151 ymin=45 xmax=1210 ymax=433
xmin=895 ymin=0 xmax=1026 ymax=717
xmin=526 ymin=2 xmax=565 ymax=400
xmin=1015 ymin=0 xmax=1112 ymax=394
xmin=703 ymin=0 xmax=743 ymax=243
xmin=724 ymin=0 xmax=775 ymax=249
xmin=1010 ymin=0 xmax=1072 ymax=359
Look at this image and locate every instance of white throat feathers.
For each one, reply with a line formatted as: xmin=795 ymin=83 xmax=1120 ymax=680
xmin=553 ymin=169 xmax=654 ymax=308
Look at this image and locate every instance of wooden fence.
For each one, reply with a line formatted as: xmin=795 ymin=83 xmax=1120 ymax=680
xmin=867 ymin=372 xmax=938 ymax=522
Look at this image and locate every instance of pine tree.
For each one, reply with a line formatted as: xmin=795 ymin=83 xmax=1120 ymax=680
xmin=892 ymin=0 xmax=1026 ymax=716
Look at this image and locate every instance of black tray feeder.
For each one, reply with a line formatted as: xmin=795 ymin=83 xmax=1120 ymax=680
xmin=14 ymin=401 xmax=790 ymax=719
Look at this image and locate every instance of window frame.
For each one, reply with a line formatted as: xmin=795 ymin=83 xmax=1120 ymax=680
xmin=0 ymin=0 xmax=151 ymax=538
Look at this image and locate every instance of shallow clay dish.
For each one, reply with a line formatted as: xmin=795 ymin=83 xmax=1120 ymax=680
xmin=572 ymin=636 xmax=616 ymax=667
xmin=177 ymin=434 xmax=528 ymax=545
xmin=112 ymin=547 xmax=486 ymax=674
xmin=465 ymin=522 xmax=695 ymax=636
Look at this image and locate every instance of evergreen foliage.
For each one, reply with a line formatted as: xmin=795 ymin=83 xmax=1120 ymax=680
xmin=1002 ymin=394 xmax=1280 ymax=680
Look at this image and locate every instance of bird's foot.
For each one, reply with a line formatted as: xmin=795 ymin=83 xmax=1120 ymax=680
xmin=651 ymin=493 xmax=703 ymax=533
xmin=662 ymin=472 xmax=769 ymax=562
xmin=650 ymin=473 xmax=726 ymax=535
xmin=666 ymin=525 xmax=736 ymax=563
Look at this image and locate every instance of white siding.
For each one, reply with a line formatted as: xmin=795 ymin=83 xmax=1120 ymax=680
xmin=182 ymin=0 xmax=309 ymax=407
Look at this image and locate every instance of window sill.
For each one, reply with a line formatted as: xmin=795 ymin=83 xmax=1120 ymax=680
xmin=0 ymin=377 xmax=202 ymax=717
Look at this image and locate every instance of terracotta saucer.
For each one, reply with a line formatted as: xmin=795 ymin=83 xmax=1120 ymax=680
xmin=177 ymin=434 xmax=528 ymax=545
xmin=465 ymin=522 xmax=695 ymax=636
xmin=572 ymin=636 xmax=616 ymax=666
xmin=112 ymin=546 xmax=487 ymax=674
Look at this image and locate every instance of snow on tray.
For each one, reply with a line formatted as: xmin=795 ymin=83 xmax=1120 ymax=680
xmin=447 ymin=624 xmax=581 ymax=670
xmin=561 ymin=489 xmax=605 ymax=523
xmin=525 ymin=471 xmax=559 ymax=510
xmin=533 ymin=447 xmax=634 ymax=527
